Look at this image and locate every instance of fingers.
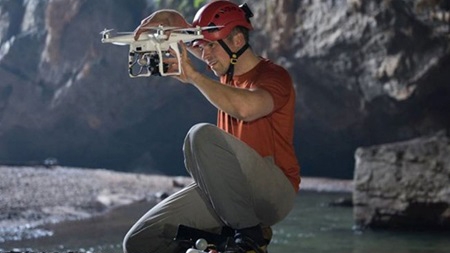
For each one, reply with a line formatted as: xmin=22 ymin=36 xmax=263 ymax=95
xmin=141 ymin=15 xmax=153 ymax=24
xmin=134 ymin=17 xmax=161 ymax=41
xmin=133 ymin=24 xmax=157 ymax=41
xmin=164 ymin=56 xmax=179 ymax=64
xmin=133 ymin=29 xmax=142 ymax=41
xmin=165 ymin=49 xmax=181 ymax=75
xmin=134 ymin=17 xmax=149 ymax=41
xmin=133 ymin=10 xmax=190 ymax=41
xmin=133 ymin=25 xmax=149 ymax=41
xmin=134 ymin=25 xmax=172 ymax=41
xmin=162 ymin=42 xmax=190 ymax=82
xmin=178 ymin=41 xmax=188 ymax=61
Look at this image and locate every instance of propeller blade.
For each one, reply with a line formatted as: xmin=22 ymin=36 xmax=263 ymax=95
xmin=111 ymin=42 xmax=128 ymax=46
xmin=99 ymin=28 xmax=114 ymax=35
xmin=169 ymin=26 xmax=224 ymax=33
xmin=200 ymin=25 xmax=224 ymax=30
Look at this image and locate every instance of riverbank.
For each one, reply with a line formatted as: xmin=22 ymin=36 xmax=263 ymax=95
xmin=0 ymin=166 xmax=352 ymax=242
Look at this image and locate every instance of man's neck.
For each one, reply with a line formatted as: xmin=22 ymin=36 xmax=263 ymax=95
xmin=233 ymin=49 xmax=261 ymax=76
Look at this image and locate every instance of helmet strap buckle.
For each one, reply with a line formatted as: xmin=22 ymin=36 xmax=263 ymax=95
xmin=230 ymin=54 xmax=238 ymax=65
xmin=217 ymin=40 xmax=250 ymax=83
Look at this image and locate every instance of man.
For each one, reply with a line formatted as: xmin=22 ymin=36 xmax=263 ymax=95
xmin=123 ymin=1 xmax=300 ymax=253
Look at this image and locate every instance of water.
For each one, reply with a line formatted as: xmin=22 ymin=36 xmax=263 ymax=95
xmin=1 ymin=191 xmax=449 ymax=252
xmin=270 ymin=192 xmax=450 ymax=253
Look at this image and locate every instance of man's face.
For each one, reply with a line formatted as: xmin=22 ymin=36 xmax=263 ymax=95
xmin=198 ymin=40 xmax=232 ymax=77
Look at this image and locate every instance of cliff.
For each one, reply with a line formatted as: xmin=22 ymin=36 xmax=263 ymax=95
xmin=0 ymin=0 xmax=449 ymax=178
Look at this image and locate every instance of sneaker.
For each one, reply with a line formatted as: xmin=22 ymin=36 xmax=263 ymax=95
xmin=261 ymin=226 xmax=272 ymax=245
xmin=223 ymin=244 xmax=267 ymax=253
xmin=233 ymin=225 xmax=268 ymax=253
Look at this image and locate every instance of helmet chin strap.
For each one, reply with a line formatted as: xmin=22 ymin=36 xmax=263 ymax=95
xmin=217 ymin=40 xmax=250 ymax=84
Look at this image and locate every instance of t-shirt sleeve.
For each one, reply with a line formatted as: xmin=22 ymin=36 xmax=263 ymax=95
xmin=257 ymin=66 xmax=293 ymax=111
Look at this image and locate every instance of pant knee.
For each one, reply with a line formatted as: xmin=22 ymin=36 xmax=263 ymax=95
xmin=187 ymin=123 xmax=216 ymax=140
xmin=122 ymin=234 xmax=135 ymax=253
xmin=184 ymin=123 xmax=218 ymax=150
xmin=123 ymin=223 xmax=181 ymax=253
xmin=122 ymin=226 xmax=151 ymax=253
xmin=122 ymin=231 xmax=151 ymax=253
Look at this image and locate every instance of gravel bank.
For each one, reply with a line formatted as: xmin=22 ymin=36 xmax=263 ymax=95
xmin=0 ymin=166 xmax=352 ymax=242
xmin=0 ymin=166 xmax=191 ymax=242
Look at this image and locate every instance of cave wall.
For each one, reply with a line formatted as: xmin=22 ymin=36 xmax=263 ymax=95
xmin=0 ymin=0 xmax=448 ymax=178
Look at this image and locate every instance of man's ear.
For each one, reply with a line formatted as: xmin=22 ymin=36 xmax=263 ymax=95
xmin=232 ymin=32 xmax=245 ymax=48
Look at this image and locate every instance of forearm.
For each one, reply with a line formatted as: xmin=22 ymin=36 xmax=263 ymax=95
xmin=190 ymin=73 xmax=273 ymax=122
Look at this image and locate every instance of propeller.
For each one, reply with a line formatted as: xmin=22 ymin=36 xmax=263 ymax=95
xmin=198 ymin=25 xmax=224 ymax=30
xmin=100 ymin=25 xmax=223 ymax=38
xmin=139 ymin=25 xmax=224 ymax=34
xmin=170 ymin=25 xmax=224 ymax=33
xmin=139 ymin=25 xmax=184 ymax=32
xmin=99 ymin=28 xmax=114 ymax=35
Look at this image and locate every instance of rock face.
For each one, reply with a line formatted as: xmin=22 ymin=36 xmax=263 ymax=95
xmin=353 ymin=131 xmax=450 ymax=229
xmin=0 ymin=0 xmax=449 ymax=178
xmin=0 ymin=0 xmax=214 ymax=175
xmin=252 ymin=0 xmax=450 ymax=178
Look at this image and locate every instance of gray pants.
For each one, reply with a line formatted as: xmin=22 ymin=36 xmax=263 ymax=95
xmin=123 ymin=123 xmax=296 ymax=253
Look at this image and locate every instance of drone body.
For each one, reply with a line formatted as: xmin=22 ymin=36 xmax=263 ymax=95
xmin=100 ymin=26 xmax=206 ymax=77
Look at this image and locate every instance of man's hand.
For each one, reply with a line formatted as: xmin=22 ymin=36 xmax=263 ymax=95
xmin=166 ymin=41 xmax=199 ymax=84
xmin=133 ymin=10 xmax=192 ymax=41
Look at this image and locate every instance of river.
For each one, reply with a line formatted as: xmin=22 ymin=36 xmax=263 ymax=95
xmin=1 ymin=191 xmax=449 ymax=253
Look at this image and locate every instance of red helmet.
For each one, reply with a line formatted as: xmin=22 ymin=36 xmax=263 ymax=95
xmin=192 ymin=1 xmax=253 ymax=41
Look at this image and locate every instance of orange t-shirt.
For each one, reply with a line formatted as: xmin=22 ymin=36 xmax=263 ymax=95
xmin=218 ymin=58 xmax=301 ymax=192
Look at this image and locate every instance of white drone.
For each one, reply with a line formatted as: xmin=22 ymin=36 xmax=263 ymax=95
xmin=100 ymin=25 xmax=218 ymax=77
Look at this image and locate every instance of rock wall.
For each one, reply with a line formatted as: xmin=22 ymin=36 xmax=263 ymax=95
xmin=251 ymin=0 xmax=450 ymax=177
xmin=0 ymin=0 xmax=215 ymax=174
xmin=353 ymin=131 xmax=450 ymax=229
xmin=0 ymin=0 xmax=449 ymax=178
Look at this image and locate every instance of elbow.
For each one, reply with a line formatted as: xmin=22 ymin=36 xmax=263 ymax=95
xmin=227 ymin=94 xmax=273 ymax=122
xmin=240 ymin=114 xmax=259 ymax=122
xmin=233 ymin=108 xmax=261 ymax=122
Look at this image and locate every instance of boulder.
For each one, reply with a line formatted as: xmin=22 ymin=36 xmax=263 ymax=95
xmin=353 ymin=131 xmax=450 ymax=229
